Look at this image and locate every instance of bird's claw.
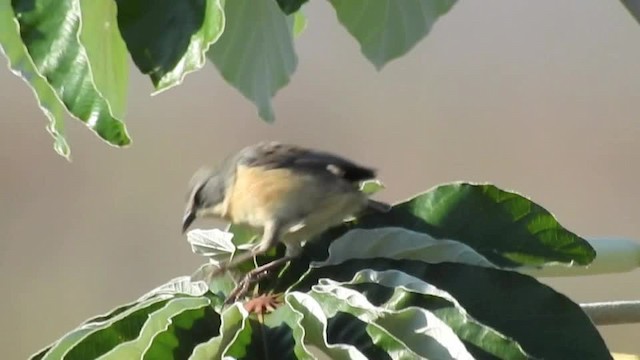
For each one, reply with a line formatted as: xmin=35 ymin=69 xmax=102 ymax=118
xmin=223 ymin=268 xmax=272 ymax=305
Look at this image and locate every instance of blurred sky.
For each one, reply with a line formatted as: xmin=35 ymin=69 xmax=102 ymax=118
xmin=1 ymin=1 xmax=640 ymax=358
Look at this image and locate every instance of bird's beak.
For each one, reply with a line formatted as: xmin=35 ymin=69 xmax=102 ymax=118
xmin=182 ymin=210 xmax=196 ymax=234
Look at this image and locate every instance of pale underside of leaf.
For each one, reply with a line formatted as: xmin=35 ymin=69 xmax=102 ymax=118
xmin=208 ymin=0 xmax=298 ymax=122
xmin=329 ymin=0 xmax=457 ymax=69
xmin=314 ymin=227 xmax=497 ymax=268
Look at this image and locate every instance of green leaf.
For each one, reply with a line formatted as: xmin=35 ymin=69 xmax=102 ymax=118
xmin=115 ymin=0 xmax=225 ymax=92
xmin=329 ymin=0 xmax=457 ymax=69
xmin=295 ymin=260 xmax=611 ymax=359
xmin=11 ymin=0 xmax=131 ymax=147
xmin=312 ymin=227 xmax=496 ymax=269
xmin=276 ymin=0 xmax=309 ymax=15
xmin=189 ymin=304 xmax=249 ymax=359
xmin=100 ymin=297 xmax=215 ymax=359
xmin=309 ymin=282 xmax=474 ymax=359
xmin=78 ymin=0 xmax=129 ymax=118
xmin=208 ymin=0 xmax=298 ymax=122
xmin=241 ymin=319 xmax=299 ymax=360
xmin=0 ymin=1 xmax=70 ymax=158
xmin=33 ymin=297 xmax=169 ymax=359
xmin=137 ymin=276 xmax=209 ymax=302
xmin=293 ymin=11 xmax=307 ymax=37
xmin=285 ymin=293 xmax=368 ymax=359
xmin=338 ymin=269 xmax=530 ymax=359
xmin=271 ymin=226 xmax=495 ymax=294
xmin=360 ymin=179 xmax=386 ymax=195
xmin=355 ymin=183 xmax=596 ymax=267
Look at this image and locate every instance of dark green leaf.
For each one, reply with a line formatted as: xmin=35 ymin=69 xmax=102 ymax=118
xmin=276 ymin=0 xmax=308 ymax=14
xmin=208 ymin=0 xmax=298 ymax=122
xmin=189 ymin=304 xmax=249 ymax=359
xmin=241 ymin=319 xmax=297 ymax=360
xmin=142 ymin=303 xmax=221 ymax=359
xmin=329 ymin=0 xmax=457 ymax=69
xmin=62 ymin=299 xmax=171 ymax=359
xmin=294 ymin=260 xmax=611 ymax=359
xmin=115 ymin=0 xmax=224 ymax=91
xmin=355 ymin=183 xmax=596 ymax=267
xmin=11 ymin=0 xmax=131 ymax=147
xmin=336 ymin=269 xmax=530 ymax=359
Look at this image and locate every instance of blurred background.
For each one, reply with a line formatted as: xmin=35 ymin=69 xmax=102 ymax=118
xmin=2 ymin=1 xmax=640 ymax=358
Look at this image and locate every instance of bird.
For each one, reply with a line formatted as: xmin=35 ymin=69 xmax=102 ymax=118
xmin=182 ymin=141 xmax=391 ymax=302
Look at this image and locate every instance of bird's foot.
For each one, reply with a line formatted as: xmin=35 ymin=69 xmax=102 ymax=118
xmin=224 ymin=268 xmax=272 ymax=305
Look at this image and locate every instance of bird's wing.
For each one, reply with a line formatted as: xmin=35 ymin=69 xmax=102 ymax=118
xmin=239 ymin=142 xmax=377 ymax=182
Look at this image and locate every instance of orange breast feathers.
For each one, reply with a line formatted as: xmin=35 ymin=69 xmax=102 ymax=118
xmin=227 ymin=165 xmax=317 ymax=227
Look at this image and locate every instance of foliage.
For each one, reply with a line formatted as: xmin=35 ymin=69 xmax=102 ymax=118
xmin=5 ymin=0 xmax=639 ymax=158
xmin=31 ymin=182 xmax=612 ymax=359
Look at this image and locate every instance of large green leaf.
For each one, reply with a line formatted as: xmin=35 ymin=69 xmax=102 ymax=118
xmin=0 ymin=1 xmax=69 ymax=158
xmin=101 ymin=297 xmax=216 ymax=359
xmin=309 ymin=281 xmax=474 ymax=359
xmin=329 ymin=0 xmax=457 ymax=69
xmin=335 ymin=269 xmax=530 ymax=359
xmin=33 ymin=297 xmax=170 ymax=359
xmin=354 ymin=183 xmax=596 ymax=267
xmin=293 ymin=260 xmax=611 ymax=359
xmin=115 ymin=0 xmax=224 ymax=92
xmin=208 ymin=0 xmax=298 ymax=122
xmin=11 ymin=0 xmax=131 ymax=148
xmin=285 ymin=293 xmax=368 ymax=359
xmin=189 ymin=304 xmax=248 ymax=359
xmin=313 ymin=227 xmax=496 ymax=269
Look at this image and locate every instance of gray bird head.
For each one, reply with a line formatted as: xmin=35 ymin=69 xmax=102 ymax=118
xmin=182 ymin=167 xmax=227 ymax=233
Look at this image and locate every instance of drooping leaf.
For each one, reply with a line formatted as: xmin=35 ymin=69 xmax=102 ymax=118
xmin=329 ymin=0 xmax=457 ymax=69
xmin=11 ymin=0 xmax=131 ymax=147
xmin=208 ymin=0 xmax=298 ymax=122
xmin=354 ymin=183 xmax=596 ymax=267
xmin=115 ymin=0 xmax=225 ymax=91
xmin=276 ymin=0 xmax=308 ymax=15
xmin=0 ymin=1 xmax=70 ymax=158
xmin=293 ymin=260 xmax=611 ymax=359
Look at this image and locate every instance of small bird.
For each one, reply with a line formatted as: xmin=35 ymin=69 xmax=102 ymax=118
xmin=182 ymin=141 xmax=390 ymax=301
